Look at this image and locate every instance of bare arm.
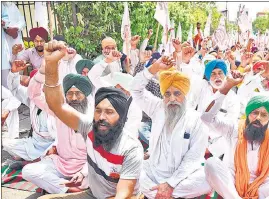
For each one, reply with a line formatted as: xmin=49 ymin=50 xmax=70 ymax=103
xmin=44 ymin=41 xmax=82 ymax=131
xmin=108 ymin=179 xmax=137 ymax=199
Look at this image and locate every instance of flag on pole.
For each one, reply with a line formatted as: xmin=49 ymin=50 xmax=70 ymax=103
xmin=187 ymin=24 xmax=193 ymax=47
xmin=176 ymin=22 xmax=182 ymax=42
xmin=121 ymin=2 xmax=131 ymax=55
xmin=213 ymin=16 xmax=228 ymax=50
xmin=155 ymin=2 xmax=170 ymax=46
xmin=204 ymin=12 xmax=212 ymax=38
xmin=170 ymin=19 xmax=175 ymax=39
xmin=238 ymin=6 xmax=250 ymax=33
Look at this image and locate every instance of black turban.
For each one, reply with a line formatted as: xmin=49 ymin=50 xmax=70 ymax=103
xmin=95 ymin=87 xmax=128 ymax=121
xmin=63 ymin=74 xmax=92 ymax=97
xmin=75 ymin=59 xmax=95 ymax=75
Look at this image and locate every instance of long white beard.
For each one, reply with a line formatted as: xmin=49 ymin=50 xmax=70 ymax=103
xmin=164 ymin=100 xmax=186 ymax=133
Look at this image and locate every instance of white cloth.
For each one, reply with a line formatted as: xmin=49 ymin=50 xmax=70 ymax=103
xmin=205 ymin=157 xmax=269 ymax=199
xmin=34 ymin=2 xmax=48 ymax=30
xmin=131 ymin=68 xmax=210 ymax=197
xmin=188 ymin=79 xmax=240 ymax=158
xmin=22 ymin=157 xmax=88 ymax=194
xmin=237 ymin=73 xmax=266 ymax=116
xmin=2 ymin=2 xmax=25 ymax=66
xmin=58 ymin=54 xmax=82 ymax=83
xmin=201 ymin=92 xmax=269 ymax=199
xmin=1 ymin=86 xmax=21 ymax=138
xmin=88 ymin=60 xmax=142 ymax=137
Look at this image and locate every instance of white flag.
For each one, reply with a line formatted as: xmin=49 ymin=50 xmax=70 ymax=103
xmin=121 ymin=2 xmax=131 ymax=55
xmin=154 ymin=2 xmax=170 ymax=29
xmin=213 ymin=16 xmax=228 ymax=50
xmin=204 ymin=12 xmax=212 ymax=38
xmin=170 ymin=19 xmax=175 ymax=39
xmin=176 ymin=22 xmax=182 ymax=42
xmin=187 ymin=25 xmax=193 ymax=46
xmin=238 ymin=6 xmax=250 ymax=33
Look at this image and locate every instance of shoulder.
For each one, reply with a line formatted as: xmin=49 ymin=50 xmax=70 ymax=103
xmin=119 ymin=132 xmax=144 ymax=157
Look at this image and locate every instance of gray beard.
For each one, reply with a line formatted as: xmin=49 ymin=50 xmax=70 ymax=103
xmin=67 ymin=98 xmax=88 ymax=114
xmin=164 ymin=100 xmax=186 ymax=133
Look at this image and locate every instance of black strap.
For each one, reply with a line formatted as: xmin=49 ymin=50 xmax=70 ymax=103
xmin=28 ymin=109 xmax=42 ymax=138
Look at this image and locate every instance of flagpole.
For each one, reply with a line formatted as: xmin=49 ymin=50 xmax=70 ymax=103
xmin=154 ymin=23 xmax=160 ymax=51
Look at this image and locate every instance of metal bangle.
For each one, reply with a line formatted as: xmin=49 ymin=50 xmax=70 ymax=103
xmin=44 ymin=82 xmax=61 ymax=88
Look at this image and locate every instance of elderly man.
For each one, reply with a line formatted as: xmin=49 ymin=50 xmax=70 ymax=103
xmin=37 ymin=41 xmax=143 ymax=199
xmin=203 ymin=76 xmax=269 ymax=199
xmin=11 ymin=27 xmax=48 ymax=70
xmin=93 ymin=37 xmax=123 ymax=76
xmin=189 ymin=59 xmax=240 ymax=158
xmin=4 ymin=60 xmax=56 ymax=169
xmin=131 ymin=57 xmax=211 ymax=198
xmin=22 ymin=69 xmax=92 ymax=193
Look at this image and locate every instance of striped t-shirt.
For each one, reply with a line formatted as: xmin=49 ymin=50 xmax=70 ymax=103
xmin=78 ymin=117 xmax=144 ymax=198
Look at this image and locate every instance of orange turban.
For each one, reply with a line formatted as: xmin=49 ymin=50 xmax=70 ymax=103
xmin=159 ymin=69 xmax=190 ymax=96
xmin=101 ymin=37 xmax=117 ymax=49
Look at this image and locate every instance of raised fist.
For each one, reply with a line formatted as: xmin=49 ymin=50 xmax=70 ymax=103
xmin=182 ymin=44 xmax=195 ymax=63
xmin=11 ymin=60 xmax=28 ymax=73
xmin=172 ymin=39 xmax=181 ymax=52
xmin=147 ymin=29 xmax=153 ymax=38
xmin=131 ymin=35 xmax=141 ymax=46
xmin=44 ymin=40 xmax=68 ymax=64
xmin=12 ymin=44 xmax=24 ymax=55
xmin=105 ymin=50 xmax=122 ymax=63
xmin=241 ymin=52 xmax=254 ymax=65
xmin=140 ymin=50 xmax=152 ymax=63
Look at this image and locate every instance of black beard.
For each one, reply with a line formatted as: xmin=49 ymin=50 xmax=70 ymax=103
xmin=35 ymin=46 xmax=44 ymax=52
xmin=67 ymin=98 xmax=88 ymax=114
xmin=244 ymin=118 xmax=268 ymax=144
xmin=93 ymin=119 xmax=124 ymax=151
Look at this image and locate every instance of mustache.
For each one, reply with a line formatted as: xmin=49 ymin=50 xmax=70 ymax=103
xmin=166 ymin=101 xmax=182 ymax=107
xmin=96 ymin=120 xmax=111 ymax=128
xmin=244 ymin=119 xmax=268 ymax=143
xmin=251 ymin=120 xmax=262 ymax=127
xmin=67 ymin=99 xmax=88 ymax=114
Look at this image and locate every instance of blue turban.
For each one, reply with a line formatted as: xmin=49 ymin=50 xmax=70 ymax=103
xmin=204 ymin=60 xmax=227 ymax=80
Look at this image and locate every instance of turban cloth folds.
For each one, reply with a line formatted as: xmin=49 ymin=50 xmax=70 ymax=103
xmin=204 ymin=59 xmax=227 ymax=80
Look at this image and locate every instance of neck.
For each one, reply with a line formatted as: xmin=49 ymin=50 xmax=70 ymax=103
xmin=37 ymin=51 xmax=44 ymax=56
xmin=212 ymin=88 xmax=218 ymax=93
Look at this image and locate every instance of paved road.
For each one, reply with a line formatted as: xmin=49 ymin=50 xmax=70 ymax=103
xmin=2 ymin=105 xmax=42 ymax=199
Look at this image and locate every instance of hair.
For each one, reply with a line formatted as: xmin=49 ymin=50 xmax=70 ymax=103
xmin=244 ymin=118 xmax=268 ymax=144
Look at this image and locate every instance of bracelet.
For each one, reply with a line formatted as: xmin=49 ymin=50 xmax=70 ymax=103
xmin=44 ymin=82 xmax=61 ymax=88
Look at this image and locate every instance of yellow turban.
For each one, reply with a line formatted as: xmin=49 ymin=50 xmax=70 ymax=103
xmin=101 ymin=37 xmax=117 ymax=49
xmin=159 ymin=69 xmax=190 ymax=96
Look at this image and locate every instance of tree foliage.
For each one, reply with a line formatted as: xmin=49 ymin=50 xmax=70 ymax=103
xmin=253 ymin=14 xmax=269 ymax=34
xmin=53 ymin=2 xmax=222 ymax=59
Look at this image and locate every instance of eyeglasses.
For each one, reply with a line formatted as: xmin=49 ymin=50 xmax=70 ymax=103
xmin=164 ymin=91 xmax=182 ymax=98
xmin=66 ymin=91 xmax=84 ymax=99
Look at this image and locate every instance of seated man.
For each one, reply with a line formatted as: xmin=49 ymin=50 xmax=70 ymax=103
xmin=22 ymin=66 xmax=91 ymax=194
xmin=3 ymin=61 xmax=56 ymax=168
xmin=203 ymin=75 xmax=269 ymax=199
xmin=131 ymin=57 xmax=211 ymax=198
xmin=38 ymin=40 xmax=143 ymax=199
xmin=88 ymin=52 xmax=142 ymax=138
xmin=11 ymin=27 xmax=48 ymax=70
xmin=189 ymin=59 xmax=240 ymax=159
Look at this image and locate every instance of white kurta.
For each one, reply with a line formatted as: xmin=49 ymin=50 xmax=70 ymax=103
xmin=1 ymin=86 xmax=21 ymax=138
xmin=131 ymin=68 xmax=211 ymax=198
xmin=58 ymin=54 xmax=82 ymax=83
xmin=4 ymin=71 xmax=56 ymax=161
xmin=202 ymin=92 xmax=269 ymax=199
xmin=88 ymin=60 xmax=142 ymax=138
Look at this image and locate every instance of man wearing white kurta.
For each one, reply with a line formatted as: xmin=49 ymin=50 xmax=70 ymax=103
xmin=202 ymin=76 xmax=269 ymax=199
xmin=1 ymin=86 xmax=21 ymax=139
xmin=131 ymin=57 xmax=211 ymax=199
xmin=4 ymin=61 xmax=56 ymax=162
xmin=88 ymin=56 xmax=142 ymax=138
xmin=189 ymin=59 xmax=240 ymax=158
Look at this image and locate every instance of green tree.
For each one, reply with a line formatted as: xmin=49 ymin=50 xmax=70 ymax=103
xmin=253 ymin=14 xmax=269 ymax=34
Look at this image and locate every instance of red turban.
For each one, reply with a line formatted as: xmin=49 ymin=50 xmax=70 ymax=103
xmin=29 ymin=27 xmax=48 ymax=42
xmin=253 ymin=61 xmax=265 ymax=72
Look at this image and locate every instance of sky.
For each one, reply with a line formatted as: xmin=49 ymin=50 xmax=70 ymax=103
xmin=216 ymin=2 xmax=269 ymax=22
